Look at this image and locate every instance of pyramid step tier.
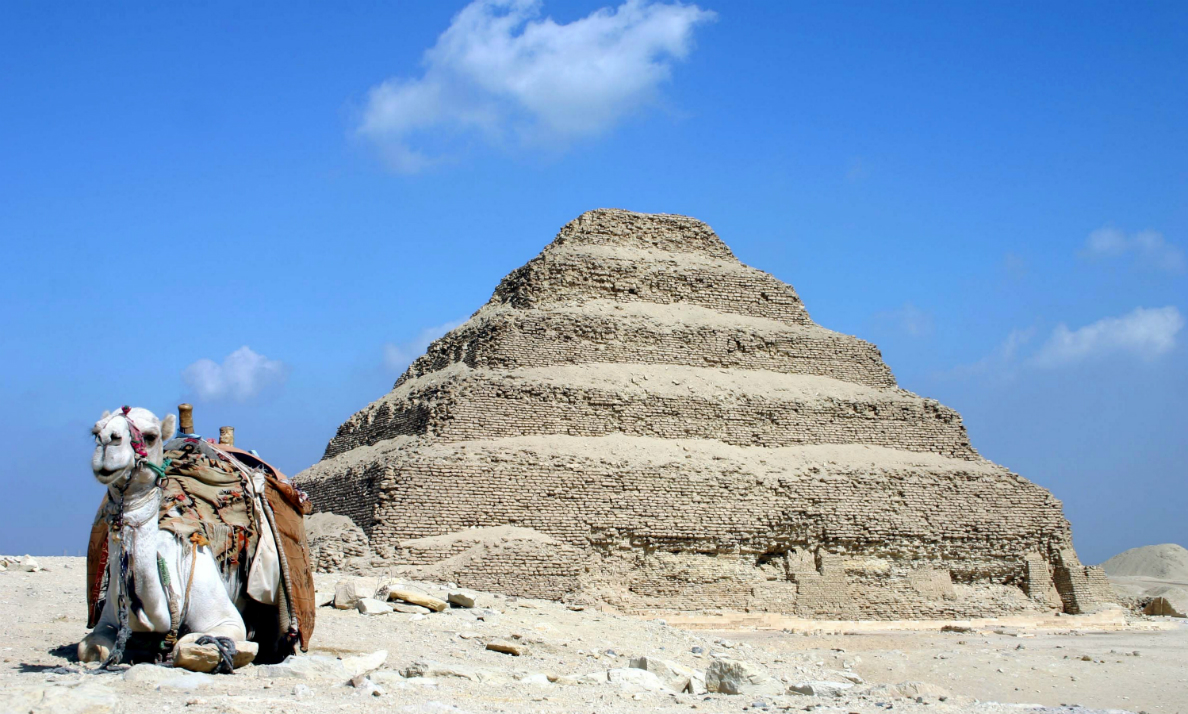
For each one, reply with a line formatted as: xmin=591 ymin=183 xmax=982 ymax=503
xmin=399 ymin=301 xmax=895 ymax=389
xmin=552 ymin=209 xmax=738 ymax=260
xmin=328 ymin=364 xmax=975 ymax=460
xmin=299 ymin=434 xmax=1072 ymax=585
xmin=488 ymin=244 xmax=813 ymax=326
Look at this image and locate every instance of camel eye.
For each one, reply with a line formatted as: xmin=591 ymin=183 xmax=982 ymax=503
xmin=145 ymin=434 xmax=157 ymax=444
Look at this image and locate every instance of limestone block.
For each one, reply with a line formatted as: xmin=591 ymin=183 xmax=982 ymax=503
xmin=705 ymin=659 xmax=784 ymax=696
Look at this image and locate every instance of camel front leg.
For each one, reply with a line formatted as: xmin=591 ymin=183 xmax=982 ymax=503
xmin=171 ymin=546 xmax=254 ymax=672
xmin=78 ymin=548 xmax=121 ymax=663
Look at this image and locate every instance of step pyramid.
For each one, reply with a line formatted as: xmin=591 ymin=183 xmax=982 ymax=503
xmin=297 ymin=209 xmax=1114 ymax=618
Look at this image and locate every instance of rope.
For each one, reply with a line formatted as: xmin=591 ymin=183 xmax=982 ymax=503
xmin=144 ymin=458 xmax=171 ymax=482
xmin=194 ymin=635 xmax=237 ymax=674
xmin=158 ymin=553 xmax=181 ymax=660
xmin=101 ymin=532 xmax=133 ymax=669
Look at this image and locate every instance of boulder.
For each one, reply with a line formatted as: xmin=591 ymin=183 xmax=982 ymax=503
xmin=448 ymin=591 xmax=477 ymax=608
xmin=392 ymin=602 xmax=432 ymax=615
xmin=385 ymin=587 xmax=448 ymax=612
xmin=629 ymin=656 xmax=705 ymax=694
xmin=356 ymin=597 xmax=394 ymax=616
xmin=705 ymin=659 xmax=784 ymax=697
xmin=21 ymin=555 xmax=41 ymax=572
xmin=334 ymin=580 xmax=369 ymax=610
xmin=173 ymin=639 xmax=257 ymax=672
xmin=256 ymin=655 xmax=349 ymax=680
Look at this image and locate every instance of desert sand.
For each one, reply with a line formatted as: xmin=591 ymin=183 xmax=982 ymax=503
xmin=2 ymin=556 xmax=1185 ymax=714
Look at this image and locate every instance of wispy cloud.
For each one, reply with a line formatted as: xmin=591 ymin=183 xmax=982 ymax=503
xmin=872 ymin=302 xmax=934 ymax=337
xmin=1031 ymin=306 xmax=1183 ymax=368
xmin=943 ymin=327 xmax=1035 ymax=380
xmin=383 ymin=319 xmax=468 ymax=372
xmin=182 ymin=346 xmax=288 ymax=402
xmin=1081 ymin=226 xmax=1185 ymax=274
xmin=357 ymin=0 xmax=716 ymax=172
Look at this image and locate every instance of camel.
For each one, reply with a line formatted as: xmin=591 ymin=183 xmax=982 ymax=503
xmin=78 ymin=406 xmax=255 ymax=670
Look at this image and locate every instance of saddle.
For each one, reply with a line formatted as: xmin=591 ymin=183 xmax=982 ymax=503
xmin=86 ymin=437 xmax=316 ymax=652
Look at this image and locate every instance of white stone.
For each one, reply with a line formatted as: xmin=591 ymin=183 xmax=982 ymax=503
xmin=629 ymin=656 xmax=704 ymax=693
xmin=392 ymin=602 xmax=431 ymax=614
xmin=357 ymin=597 xmax=394 ymax=615
xmin=787 ymin=680 xmax=854 ymax=697
xmin=334 ymin=580 xmax=368 ymax=610
xmin=705 ymin=659 xmax=784 ymax=696
xmin=123 ymin=663 xmax=187 ymax=684
xmin=257 ymin=655 xmax=349 ymax=680
xmin=402 ymin=659 xmax=509 ymax=685
xmin=341 ymin=650 xmax=389 ymax=678
xmin=607 ymin=667 xmax=673 ymax=693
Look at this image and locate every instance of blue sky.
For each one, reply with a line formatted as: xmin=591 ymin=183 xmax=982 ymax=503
xmin=1 ymin=1 xmax=1184 ymax=563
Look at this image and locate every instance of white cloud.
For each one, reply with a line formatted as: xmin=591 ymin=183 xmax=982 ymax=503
xmin=358 ymin=0 xmax=716 ymax=171
xmin=182 ymin=346 xmax=288 ymax=402
xmin=383 ymin=319 xmax=468 ymax=372
xmin=1081 ymin=226 xmax=1185 ymax=274
xmin=873 ymin=302 xmax=934 ymax=337
xmin=1031 ymin=306 xmax=1184 ymax=368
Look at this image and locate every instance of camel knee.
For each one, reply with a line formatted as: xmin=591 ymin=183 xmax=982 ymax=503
xmin=78 ymin=628 xmax=115 ymax=663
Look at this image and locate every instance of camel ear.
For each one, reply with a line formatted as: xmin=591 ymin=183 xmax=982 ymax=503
xmin=160 ymin=414 xmax=176 ymax=443
xmin=101 ymin=410 xmax=111 ymax=419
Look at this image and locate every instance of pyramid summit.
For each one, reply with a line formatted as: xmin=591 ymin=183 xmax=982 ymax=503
xmin=297 ymin=208 xmax=1114 ymax=618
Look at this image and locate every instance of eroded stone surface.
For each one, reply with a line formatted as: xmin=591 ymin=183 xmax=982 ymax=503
xmin=297 ymin=208 xmax=1112 ymax=618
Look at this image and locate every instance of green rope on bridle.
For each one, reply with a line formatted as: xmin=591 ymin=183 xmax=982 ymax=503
xmin=145 ymin=458 xmax=172 ymax=481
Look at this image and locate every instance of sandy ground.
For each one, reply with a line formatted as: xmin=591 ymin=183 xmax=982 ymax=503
xmin=2 ymin=557 xmax=1185 ymax=714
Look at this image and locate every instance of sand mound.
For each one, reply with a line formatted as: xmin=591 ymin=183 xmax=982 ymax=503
xmin=1100 ymin=543 xmax=1188 ymax=580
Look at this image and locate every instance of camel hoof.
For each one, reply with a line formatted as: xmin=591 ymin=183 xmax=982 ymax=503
xmin=173 ymin=640 xmax=258 ymax=672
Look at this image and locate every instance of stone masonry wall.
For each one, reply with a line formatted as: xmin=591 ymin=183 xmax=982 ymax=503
xmin=489 ymin=246 xmax=813 ymax=326
xmin=396 ymin=308 xmax=896 ymax=390
xmin=326 ymin=374 xmax=975 ymax=462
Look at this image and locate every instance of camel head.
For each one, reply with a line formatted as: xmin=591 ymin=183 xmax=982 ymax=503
xmin=91 ymin=407 xmax=176 ymax=490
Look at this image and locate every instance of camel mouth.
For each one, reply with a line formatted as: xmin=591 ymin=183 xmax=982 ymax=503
xmin=94 ymin=466 xmax=130 ymax=484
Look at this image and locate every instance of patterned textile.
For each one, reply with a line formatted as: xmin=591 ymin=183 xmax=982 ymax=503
xmin=157 ymin=438 xmax=259 ymax=574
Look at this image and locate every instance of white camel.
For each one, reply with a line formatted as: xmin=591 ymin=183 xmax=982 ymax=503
xmin=78 ymin=406 xmax=251 ymax=669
